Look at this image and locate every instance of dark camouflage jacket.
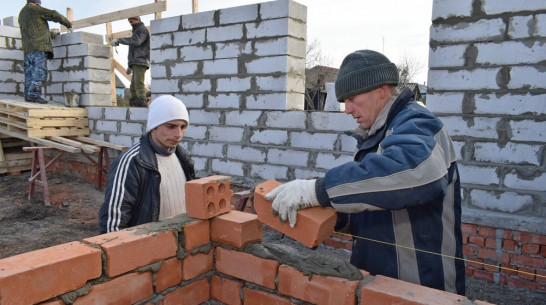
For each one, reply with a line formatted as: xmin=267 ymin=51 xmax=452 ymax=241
xmin=18 ymin=4 xmax=72 ymax=54
xmin=118 ymin=21 xmax=150 ymax=68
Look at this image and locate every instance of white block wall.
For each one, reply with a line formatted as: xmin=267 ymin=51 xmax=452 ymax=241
xmin=0 ymin=21 xmax=112 ymax=106
xmin=428 ymin=0 xmax=546 ymax=234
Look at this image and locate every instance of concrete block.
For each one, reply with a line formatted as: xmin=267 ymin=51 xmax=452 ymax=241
xmin=265 ymin=111 xmax=306 ymax=129
xmin=120 ymin=122 xmax=145 ymax=136
xmin=256 ymin=37 xmax=306 ymax=58
xmin=80 ymin=94 xmax=113 ymax=106
xmin=185 ymin=175 xmax=234 ymax=219
xmin=84 ymin=57 xmax=111 ymax=69
xmin=176 ymin=93 xmax=204 ymax=108
xmin=215 ymin=41 xmax=253 ymax=59
xmin=457 ymin=164 xmax=499 ymax=185
xmin=150 ymin=48 xmax=177 ymax=63
xmin=247 ymin=18 xmax=305 ymax=40
xmin=441 ymin=116 xmax=500 ymax=139
xmin=191 ymin=142 xmax=225 ymax=158
xmin=216 ymin=77 xmax=251 ymax=92
xmin=250 ymin=129 xmax=288 ymax=145
xmin=67 ymin=44 xmax=110 ymax=58
xmin=261 ymin=0 xmax=307 ymax=22
xmin=0 ymin=25 xmax=21 ymax=38
xmin=482 ymin=0 xmax=546 ymax=15
xmin=128 ymin=107 xmax=149 ymax=121
xmin=311 ymin=112 xmax=354 ymax=131
xmin=225 ymin=110 xmax=261 ymax=126
xmin=227 ymin=145 xmax=266 ymax=162
xmin=430 ymin=19 xmax=505 ymax=43
xmin=508 ymin=66 xmax=546 ymax=89
xmin=289 ymin=131 xmax=337 ymax=150
xmin=45 ymin=83 xmax=63 ymax=94
xmin=208 ymin=94 xmax=240 ymax=109
xmin=61 ymin=32 xmax=103 ymax=45
xmin=173 ymin=29 xmax=206 ymax=46
xmin=53 ymin=46 xmax=67 ymax=58
xmin=475 ymin=142 xmax=540 ymax=165
xmin=211 ymin=159 xmax=245 ymax=176
xmin=181 ymin=79 xmax=212 ymax=93
xmin=150 ymin=79 xmax=179 ymax=93
xmin=504 ymin=171 xmax=546 ymax=192
xmin=246 ymin=93 xmax=291 ymax=110
xmin=427 ymin=69 xmax=500 ymax=90
xmin=150 ymin=64 xmax=167 ymax=78
xmin=474 ymin=93 xmax=546 ymax=115
xmin=510 ymin=120 xmax=546 ymax=142
xmin=207 ymin=24 xmax=244 ymax=42
xmin=202 ymin=58 xmax=238 ymax=75
xmin=86 ymin=107 xmax=104 ymax=119
xmin=246 ymin=55 xmax=304 ymax=75
xmin=431 ymin=0 xmax=472 ymax=20
xmin=476 ymin=41 xmax=546 ymax=65
xmin=508 ymin=16 xmax=535 ymax=39
xmin=0 ymin=81 xmax=17 ymax=93
xmin=0 ymin=48 xmax=23 ymax=60
xmin=470 ymin=189 xmax=533 ymax=213
xmin=537 ymin=14 xmax=546 ymax=36
xmin=184 ymin=125 xmax=207 ymax=140
xmin=209 ymin=126 xmax=244 ymax=142
xmin=171 ymin=61 xmax=199 ymax=77
xmin=63 ymin=82 xmax=83 ymax=93
xmin=150 ymin=33 xmax=173 ymax=49
xmin=181 ymin=11 xmax=215 ymax=30
xmin=251 ymin=164 xmax=289 ymax=180
xmin=109 ymin=134 xmax=133 ymax=148
xmin=219 ymin=4 xmax=258 ymax=24
xmin=211 ymin=210 xmax=262 ymax=248
xmin=180 ymin=45 xmax=213 ymax=61
xmin=294 ymin=168 xmax=327 ymax=180
xmin=150 ymin=15 xmax=181 ymax=34
xmin=315 ymin=153 xmax=354 ymax=170
xmin=429 ymin=44 xmax=467 ymax=68
xmin=267 ymin=148 xmax=309 ymax=166
xmin=256 ymin=74 xmax=304 ymax=93
xmin=426 ymin=92 xmax=464 ymax=114
xmin=2 ymin=16 xmax=19 ymax=28
xmin=103 ymin=107 xmax=127 ymax=120
xmin=0 ymin=71 xmax=23 ymax=82
xmin=253 ymin=180 xmax=337 ymax=248
xmin=187 ymin=109 xmax=220 ymax=125
xmin=84 ymin=82 xmax=111 ymax=95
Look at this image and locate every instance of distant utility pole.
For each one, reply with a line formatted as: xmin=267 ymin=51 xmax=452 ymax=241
xmin=193 ymin=0 xmax=198 ymax=13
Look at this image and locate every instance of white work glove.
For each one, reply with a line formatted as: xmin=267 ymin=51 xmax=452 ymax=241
xmin=265 ymin=179 xmax=320 ymax=228
xmin=111 ymin=39 xmax=119 ymax=46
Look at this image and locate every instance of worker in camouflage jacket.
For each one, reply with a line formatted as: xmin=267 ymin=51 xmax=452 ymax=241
xmin=18 ymin=0 xmax=72 ymax=104
xmin=111 ymin=16 xmax=150 ymax=107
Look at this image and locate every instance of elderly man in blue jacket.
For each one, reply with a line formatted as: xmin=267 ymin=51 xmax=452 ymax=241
xmin=266 ymin=50 xmax=465 ymax=295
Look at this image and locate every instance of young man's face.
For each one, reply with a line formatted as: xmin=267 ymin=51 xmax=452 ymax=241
xmin=343 ymin=86 xmax=388 ymax=129
xmin=150 ymin=120 xmax=188 ymax=151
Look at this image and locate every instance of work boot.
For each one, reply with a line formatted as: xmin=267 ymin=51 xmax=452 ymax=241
xmin=25 ymin=96 xmax=48 ymax=104
xmin=129 ymin=97 xmax=148 ymax=107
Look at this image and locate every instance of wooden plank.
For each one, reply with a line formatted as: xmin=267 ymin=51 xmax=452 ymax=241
xmin=47 ymin=136 xmax=100 ymax=153
xmin=27 ymin=128 xmax=90 ymax=138
xmin=4 ymin=152 xmax=33 ymax=161
xmin=71 ymin=136 xmax=128 ymax=151
xmin=0 ymin=129 xmax=80 ymax=153
xmin=0 ymin=137 xmax=4 ymax=162
xmin=71 ymin=2 xmax=167 ymax=29
xmin=26 ymin=118 xmax=89 ymax=128
xmin=114 ymin=59 xmax=131 ymax=81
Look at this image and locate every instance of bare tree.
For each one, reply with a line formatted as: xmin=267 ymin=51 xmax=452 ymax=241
xmin=396 ymin=52 xmax=423 ymax=86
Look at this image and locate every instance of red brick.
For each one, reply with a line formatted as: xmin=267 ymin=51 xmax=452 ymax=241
xmin=467 ymin=258 xmax=484 ymax=270
xmin=253 ymin=180 xmax=337 ymax=248
xmin=0 ymin=242 xmax=102 ymax=305
xmin=185 ymin=175 xmax=234 ymax=219
xmin=182 ymin=250 xmax=214 ymax=280
xmin=541 ymin=245 xmax=546 ymax=258
xmin=514 ymin=254 xmax=546 ymax=269
xmin=360 ymin=275 xmax=468 ymax=305
xmin=183 ymin=219 xmax=210 ymax=251
xmin=231 ymin=189 xmax=251 ymax=211
xmin=500 ymin=264 xmax=518 ymax=275
xmin=278 ymin=265 xmax=359 ymax=305
xmin=463 ymin=245 xmax=475 ymax=257
xmin=162 ymin=278 xmax=210 ymax=305
xmin=465 ymin=268 xmax=474 ymax=277
xmin=468 ymin=235 xmax=484 ymax=247
xmin=512 ymin=231 xmax=546 ymax=244
xmin=84 ymin=228 xmax=177 ymax=277
xmin=501 ymin=252 xmax=511 ymax=264
xmin=503 ymin=239 xmax=516 ymax=251
xmin=537 ymin=270 xmax=546 ymax=283
xmin=522 ymin=243 xmax=540 ymax=254
xmin=477 ymin=248 xmax=497 ymax=260
xmin=518 ymin=267 xmax=536 ymax=280
xmin=243 ymin=288 xmax=293 ymax=305
xmin=210 ymin=276 xmax=243 ymax=305
xmin=72 ymin=272 xmax=153 ymax=305
xmin=461 ymin=223 xmax=477 ymax=235
xmin=484 ymin=263 xmax=499 ymax=272
xmin=216 ymin=247 xmax=279 ymax=289
xmin=472 ymin=270 xmax=494 ymax=282
xmin=156 ymin=257 xmax=183 ymax=292
xmin=506 ymin=277 xmax=541 ymax=290
xmin=502 ymin=229 xmax=512 ymax=239
xmin=41 ymin=301 xmax=65 ymax=305
xmin=478 ymin=226 xmax=497 ymax=237
xmin=484 ymin=238 xmax=497 ymax=249
xmin=211 ymin=210 xmax=262 ymax=248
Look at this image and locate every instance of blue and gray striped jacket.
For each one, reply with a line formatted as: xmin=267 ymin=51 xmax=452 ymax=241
xmin=316 ymin=88 xmax=465 ymax=295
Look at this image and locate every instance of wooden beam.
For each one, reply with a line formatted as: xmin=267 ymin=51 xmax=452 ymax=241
xmin=107 ymin=22 xmax=116 ymax=105
xmin=0 ymin=129 xmax=80 ymax=153
xmin=71 ymin=136 xmax=128 ymax=151
xmin=155 ymin=0 xmax=163 ymax=19
xmin=114 ymin=59 xmax=131 ymax=81
xmin=71 ymin=2 xmax=167 ymax=30
xmin=62 ymin=7 xmax=73 ymax=33
xmin=193 ymin=0 xmax=198 ymax=13
xmin=47 ymin=136 xmax=100 ymax=153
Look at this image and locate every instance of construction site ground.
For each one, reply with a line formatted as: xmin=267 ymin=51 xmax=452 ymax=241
xmin=0 ymin=172 xmax=544 ymax=305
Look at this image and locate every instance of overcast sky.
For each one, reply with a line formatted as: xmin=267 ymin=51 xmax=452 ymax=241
xmin=4 ymin=0 xmax=433 ymax=85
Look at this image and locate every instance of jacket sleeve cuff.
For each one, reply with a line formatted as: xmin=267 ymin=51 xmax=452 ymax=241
xmin=315 ymin=177 xmax=331 ymax=208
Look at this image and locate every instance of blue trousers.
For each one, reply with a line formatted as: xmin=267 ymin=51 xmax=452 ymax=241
xmin=24 ymin=52 xmax=48 ymax=99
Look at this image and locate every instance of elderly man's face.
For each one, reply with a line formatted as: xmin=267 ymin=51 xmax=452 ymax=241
xmin=343 ymin=86 xmax=387 ymax=129
xmin=150 ymin=120 xmax=188 ymax=151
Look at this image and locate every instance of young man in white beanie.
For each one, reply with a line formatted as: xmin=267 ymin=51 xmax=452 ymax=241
xmin=264 ymin=50 xmax=465 ymax=295
xmin=99 ymin=95 xmax=195 ymax=233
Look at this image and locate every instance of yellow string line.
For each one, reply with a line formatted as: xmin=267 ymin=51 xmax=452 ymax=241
xmin=334 ymin=231 xmax=546 ymax=279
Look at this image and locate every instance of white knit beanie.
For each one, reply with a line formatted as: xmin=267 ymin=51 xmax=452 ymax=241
xmin=146 ymin=95 xmax=189 ymax=132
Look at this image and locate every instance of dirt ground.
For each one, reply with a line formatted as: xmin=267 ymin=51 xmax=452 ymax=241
xmin=0 ymin=172 xmax=544 ymax=305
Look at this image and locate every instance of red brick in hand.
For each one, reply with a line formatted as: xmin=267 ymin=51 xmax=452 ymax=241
xmin=185 ymin=175 xmax=234 ymax=219
xmin=253 ymin=180 xmax=337 ymax=248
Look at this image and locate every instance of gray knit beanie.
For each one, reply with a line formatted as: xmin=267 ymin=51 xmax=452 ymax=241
xmin=335 ymin=50 xmax=399 ymax=102
xmin=27 ymin=0 xmax=41 ymax=4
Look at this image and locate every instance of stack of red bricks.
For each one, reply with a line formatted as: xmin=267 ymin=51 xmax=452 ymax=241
xmin=463 ymin=223 xmax=546 ymax=290
xmin=0 ymin=176 xmax=498 ymax=304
